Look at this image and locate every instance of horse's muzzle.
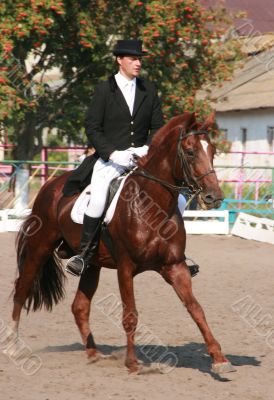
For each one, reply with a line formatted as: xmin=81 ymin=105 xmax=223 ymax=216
xmin=199 ymin=193 xmax=223 ymax=210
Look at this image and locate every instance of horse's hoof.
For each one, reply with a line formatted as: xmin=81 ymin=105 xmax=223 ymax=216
xmin=126 ymin=359 xmax=142 ymax=374
xmin=127 ymin=360 xmax=159 ymax=374
xmin=128 ymin=364 xmax=140 ymax=374
xmin=86 ymin=349 xmax=103 ymax=363
xmin=137 ymin=363 xmax=164 ymax=375
xmin=212 ymin=361 xmax=236 ymax=374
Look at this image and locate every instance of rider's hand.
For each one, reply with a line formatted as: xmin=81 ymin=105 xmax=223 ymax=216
xmin=129 ymin=145 xmax=149 ymax=158
xmin=109 ymin=149 xmax=133 ymax=167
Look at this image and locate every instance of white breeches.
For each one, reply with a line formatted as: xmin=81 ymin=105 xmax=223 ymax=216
xmin=85 ymin=158 xmax=187 ymax=218
xmin=178 ymin=193 xmax=187 ymax=215
xmin=85 ymin=158 xmax=126 ymax=218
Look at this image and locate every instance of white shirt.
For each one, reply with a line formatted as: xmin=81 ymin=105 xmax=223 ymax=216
xmin=115 ymin=72 xmax=136 ymax=115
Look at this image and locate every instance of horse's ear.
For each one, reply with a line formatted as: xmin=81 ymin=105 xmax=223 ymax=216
xmin=189 ymin=112 xmax=196 ymax=128
xmin=183 ymin=111 xmax=196 ymax=130
xmin=202 ymin=111 xmax=215 ymax=130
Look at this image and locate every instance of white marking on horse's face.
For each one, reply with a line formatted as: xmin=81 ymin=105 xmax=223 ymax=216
xmin=201 ymin=140 xmax=213 ymax=168
xmin=201 ymin=140 xmax=208 ymax=153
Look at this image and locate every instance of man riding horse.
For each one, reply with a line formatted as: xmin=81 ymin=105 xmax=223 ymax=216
xmin=65 ymin=39 xmax=198 ymax=277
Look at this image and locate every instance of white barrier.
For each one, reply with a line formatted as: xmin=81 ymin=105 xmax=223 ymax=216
xmin=0 ymin=208 xmax=230 ymax=235
xmin=1 ymin=209 xmax=273 ymax=245
xmin=184 ymin=210 xmax=230 ymax=235
xmin=231 ymin=212 xmax=274 ymax=245
xmin=0 ymin=209 xmax=31 ymax=232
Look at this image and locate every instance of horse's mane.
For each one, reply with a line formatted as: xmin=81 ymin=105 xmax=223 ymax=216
xmin=138 ymin=112 xmax=195 ymax=167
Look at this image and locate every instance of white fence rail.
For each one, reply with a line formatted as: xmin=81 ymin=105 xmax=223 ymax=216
xmin=184 ymin=210 xmax=230 ymax=234
xmin=2 ymin=209 xmax=274 ymax=245
xmin=0 ymin=209 xmax=31 ymax=232
xmin=0 ymin=209 xmax=230 ymax=235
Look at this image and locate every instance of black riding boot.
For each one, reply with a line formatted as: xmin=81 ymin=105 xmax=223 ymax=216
xmin=65 ymin=214 xmax=101 ymax=276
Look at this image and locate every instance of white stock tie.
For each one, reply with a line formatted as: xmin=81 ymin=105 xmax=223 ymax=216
xmin=125 ymin=81 xmax=135 ymax=115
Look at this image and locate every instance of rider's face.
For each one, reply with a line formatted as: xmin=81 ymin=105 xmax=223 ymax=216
xmin=117 ymin=56 xmax=142 ymax=80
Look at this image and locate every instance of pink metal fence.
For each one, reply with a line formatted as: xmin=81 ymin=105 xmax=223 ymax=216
xmin=1 ymin=145 xmax=273 ymax=201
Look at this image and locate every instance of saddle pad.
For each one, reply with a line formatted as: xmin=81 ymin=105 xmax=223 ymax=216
xmin=71 ymin=176 xmax=127 ymax=225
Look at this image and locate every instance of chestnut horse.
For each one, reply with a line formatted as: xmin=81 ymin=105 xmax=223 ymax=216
xmin=11 ymin=112 xmax=234 ymax=374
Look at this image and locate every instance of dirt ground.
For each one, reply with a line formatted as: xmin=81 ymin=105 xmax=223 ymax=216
xmin=0 ymin=232 xmax=274 ymax=400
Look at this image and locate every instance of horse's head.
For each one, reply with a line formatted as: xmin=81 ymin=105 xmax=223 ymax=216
xmin=178 ymin=112 xmax=223 ymax=210
xmin=138 ymin=111 xmax=223 ymax=210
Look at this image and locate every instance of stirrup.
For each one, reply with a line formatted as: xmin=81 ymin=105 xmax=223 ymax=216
xmin=65 ymin=255 xmax=86 ymax=277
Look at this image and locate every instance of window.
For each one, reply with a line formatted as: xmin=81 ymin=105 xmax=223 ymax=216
xmin=241 ymin=128 xmax=247 ymax=149
xmin=267 ymin=126 xmax=274 ymax=151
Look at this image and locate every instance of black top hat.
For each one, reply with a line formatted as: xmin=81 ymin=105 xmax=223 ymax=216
xmin=113 ymin=40 xmax=148 ymax=57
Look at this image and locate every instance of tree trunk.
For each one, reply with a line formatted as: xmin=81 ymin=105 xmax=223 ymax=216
xmin=13 ymin=114 xmax=43 ymax=211
xmin=14 ymin=167 xmax=29 ymax=210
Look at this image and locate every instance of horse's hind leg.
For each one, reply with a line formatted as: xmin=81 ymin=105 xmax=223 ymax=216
xmin=160 ymin=262 xmax=235 ymax=374
xmin=7 ymin=243 xmax=62 ymax=358
xmin=71 ymin=265 xmax=102 ymax=361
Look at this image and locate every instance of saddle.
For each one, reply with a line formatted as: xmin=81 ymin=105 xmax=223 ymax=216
xmin=57 ymin=173 xmax=127 ymax=259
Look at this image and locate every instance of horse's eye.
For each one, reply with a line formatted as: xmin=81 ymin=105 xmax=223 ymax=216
xmin=185 ymin=149 xmax=195 ymax=158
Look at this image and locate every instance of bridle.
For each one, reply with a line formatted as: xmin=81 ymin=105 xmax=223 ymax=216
xmin=174 ymin=127 xmax=216 ymax=189
xmin=132 ymin=126 xmax=216 ymax=200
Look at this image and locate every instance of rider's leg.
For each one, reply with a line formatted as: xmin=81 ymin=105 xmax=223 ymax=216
xmin=178 ymin=193 xmax=187 ymax=214
xmin=178 ymin=194 xmax=200 ymax=278
xmin=66 ymin=159 xmax=125 ymax=276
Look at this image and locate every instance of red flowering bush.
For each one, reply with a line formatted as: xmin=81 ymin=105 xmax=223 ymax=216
xmin=0 ymin=0 xmax=242 ymax=159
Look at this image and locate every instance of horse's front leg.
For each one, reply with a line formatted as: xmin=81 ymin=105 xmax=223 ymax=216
xmin=117 ymin=263 xmax=139 ymax=373
xmin=71 ymin=265 xmax=102 ymax=361
xmin=160 ymin=262 xmax=235 ymax=374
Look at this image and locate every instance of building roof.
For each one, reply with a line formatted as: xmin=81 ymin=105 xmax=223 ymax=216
xmin=240 ymin=34 xmax=274 ymax=55
xmin=203 ymin=46 xmax=274 ymax=112
xmin=201 ymin=0 xmax=274 ymax=35
xmin=198 ymin=1 xmax=274 ymax=112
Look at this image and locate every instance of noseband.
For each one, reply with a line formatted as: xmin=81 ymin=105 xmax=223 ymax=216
xmin=132 ymin=127 xmax=216 ymax=198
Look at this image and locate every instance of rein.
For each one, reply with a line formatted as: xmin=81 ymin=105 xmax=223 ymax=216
xmin=132 ymin=128 xmax=215 ymax=199
xmin=132 ymin=168 xmax=188 ymax=194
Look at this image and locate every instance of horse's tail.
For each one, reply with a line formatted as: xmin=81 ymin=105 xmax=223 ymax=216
xmin=15 ymin=214 xmax=66 ymax=313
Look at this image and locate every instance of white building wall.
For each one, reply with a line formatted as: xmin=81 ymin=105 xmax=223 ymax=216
xmin=214 ymin=109 xmax=274 ymax=182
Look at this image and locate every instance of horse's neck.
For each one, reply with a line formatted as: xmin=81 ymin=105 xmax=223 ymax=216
xmin=145 ymin=142 xmax=177 ymax=185
xmin=137 ymin=149 xmax=178 ymax=213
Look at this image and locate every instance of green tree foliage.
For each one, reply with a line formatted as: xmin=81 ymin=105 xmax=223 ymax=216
xmin=0 ymin=0 xmax=242 ymax=159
